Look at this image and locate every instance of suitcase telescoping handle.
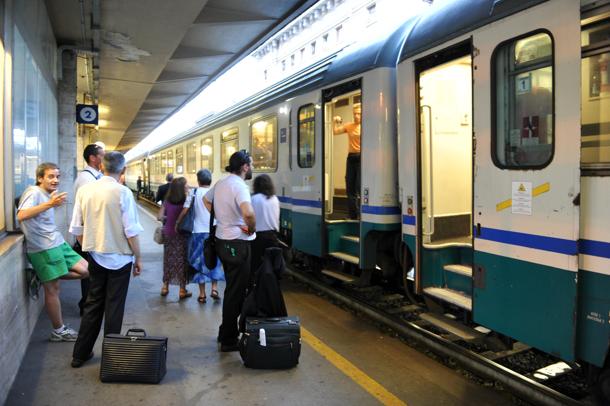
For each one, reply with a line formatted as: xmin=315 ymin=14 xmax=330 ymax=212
xmin=125 ymin=328 xmax=147 ymax=337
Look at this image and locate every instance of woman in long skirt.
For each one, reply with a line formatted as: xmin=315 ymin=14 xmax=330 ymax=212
xmin=158 ymin=177 xmax=191 ymax=299
xmin=178 ymin=169 xmax=224 ymax=303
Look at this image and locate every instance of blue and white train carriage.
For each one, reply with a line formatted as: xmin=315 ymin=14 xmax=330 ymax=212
xmin=126 ymin=18 xmax=415 ymax=276
xmin=397 ymin=0 xmax=610 ymax=398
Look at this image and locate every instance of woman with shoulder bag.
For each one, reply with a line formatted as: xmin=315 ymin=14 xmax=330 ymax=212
xmin=177 ymin=169 xmax=224 ymax=303
xmin=158 ymin=177 xmax=191 ymax=299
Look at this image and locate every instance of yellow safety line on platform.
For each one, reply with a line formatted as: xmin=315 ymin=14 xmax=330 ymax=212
xmin=495 ymin=182 xmax=551 ymax=211
xmin=301 ymin=326 xmax=407 ymax=406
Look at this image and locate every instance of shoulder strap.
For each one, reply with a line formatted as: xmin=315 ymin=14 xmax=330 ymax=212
xmin=83 ymin=169 xmax=98 ymax=180
xmin=209 ymin=200 xmax=215 ymax=236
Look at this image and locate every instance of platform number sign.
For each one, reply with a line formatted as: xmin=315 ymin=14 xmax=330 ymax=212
xmin=76 ymin=104 xmax=98 ymax=125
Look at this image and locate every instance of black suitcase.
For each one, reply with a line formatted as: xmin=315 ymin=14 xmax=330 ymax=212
xmin=100 ymin=329 xmax=168 ymax=383
xmin=239 ymin=316 xmax=301 ymax=369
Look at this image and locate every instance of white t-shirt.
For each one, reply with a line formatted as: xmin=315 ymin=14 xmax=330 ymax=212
xmin=17 ymin=186 xmax=65 ymax=253
xmin=184 ymin=187 xmax=212 ymax=233
xmin=251 ymin=193 xmax=279 ymax=232
xmin=205 ymin=174 xmax=255 ymax=241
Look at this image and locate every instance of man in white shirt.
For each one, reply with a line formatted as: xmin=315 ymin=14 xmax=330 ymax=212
xmin=73 ymin=143 xmax=105 ymax=315
xmin=69 ymin=151 xmax=144 ymax=368
xmin=204 ymin=150 xmax=256 ymax=352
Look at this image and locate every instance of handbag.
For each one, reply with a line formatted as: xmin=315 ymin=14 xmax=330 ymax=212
xmin=203 ymin=202 xmax=217 ymax=269
xmin=178 ymin=193 xmax=196 ymax=233
xmin=100 ymin=328 xmax=168 ymax=383
xmin=153 ymin=226 xmax=164 ymax=244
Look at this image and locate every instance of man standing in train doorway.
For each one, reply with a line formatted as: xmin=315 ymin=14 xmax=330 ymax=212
xmin=204 ymin=150 xmax=256 ymax=352
xmin=333 ymin=103 xmax=361 ymax=219
xmin=72 ymin=143 xmax=105 ymax=316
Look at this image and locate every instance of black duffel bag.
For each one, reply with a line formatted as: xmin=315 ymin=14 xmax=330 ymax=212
xmin=100 ymin=329 xmax=168 ymax=384
xmin=239 ymin=316 xmax=301 ymax=369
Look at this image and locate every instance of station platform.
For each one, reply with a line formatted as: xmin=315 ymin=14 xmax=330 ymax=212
xmin=5 ymin=206 xmax=516 ymax=406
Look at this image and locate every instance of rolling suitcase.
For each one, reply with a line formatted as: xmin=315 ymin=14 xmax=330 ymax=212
xmin=100 ymin=329 xmax=168 ymax=383
xmin=239 ymin=316 xmax=301 ymax=369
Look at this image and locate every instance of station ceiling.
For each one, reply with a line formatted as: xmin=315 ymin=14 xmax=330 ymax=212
xmin=46 ymin=0 xmax=317 ymax=152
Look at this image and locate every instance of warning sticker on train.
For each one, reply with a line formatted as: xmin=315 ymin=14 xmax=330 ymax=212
xmin=511 ymin=181 xmax=532 ymax=215
xmin=76 ymin=104 xmax=98 ymax=124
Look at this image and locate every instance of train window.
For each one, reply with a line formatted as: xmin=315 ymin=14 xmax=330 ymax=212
xmin=492 ymin=32 xmax=554 ymax=169
xmin=298 ymin=104 xmax=315 ymax=167
xmin=175 ymin=147 xmax=184 ymax=174
xmin=250 ymin=116 xmax=278 ymax=172
xmin=221 ymin=128 xmax=239 ymax=171
xmin=186 ymin=142 xmax=197 ymax=174
xmin=160 ymin=152 xmax=167 ymax=175
xmin=167 ymin=150 xmax=174 ymax=174
xmin=201 ymin=137 xmax=213 ymax=172
xmin=581 ymin=21 xmax=610 ymax=170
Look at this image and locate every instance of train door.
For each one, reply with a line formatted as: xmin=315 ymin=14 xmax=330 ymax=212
xmin=472 ymin=0 xmax=581 ymax=360
xmin=290 ymin=94 xmax=323 ymax=257
xmin=322 ymin=79 xmax=362 ymax=270
xmin=415 ymin=42 xmax=474 ymax=313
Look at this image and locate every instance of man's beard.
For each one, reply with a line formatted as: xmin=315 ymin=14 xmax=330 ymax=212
xmin=245 ymin=168 xmax=253 ymax=180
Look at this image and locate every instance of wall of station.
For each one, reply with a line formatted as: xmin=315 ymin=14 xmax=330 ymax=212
xmin=0 ymin=0 xmax=70 ymax=404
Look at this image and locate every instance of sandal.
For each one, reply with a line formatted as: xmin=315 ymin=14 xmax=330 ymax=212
xmin=160 ymin=284 xmax=169 ymax=297
xmin=197 ymin=295 xmax=207 ymax=304
xmin=211 ymin=289 xmax=221 ymax=301
xmin=179 ymin=289 xmax=192 ymax=300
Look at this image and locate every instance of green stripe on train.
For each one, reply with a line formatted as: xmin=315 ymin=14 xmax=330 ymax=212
xmin=577 ymin=270 xmax=610 ymax=367
xmin=474 ymin=251 xmax=576 ymax=361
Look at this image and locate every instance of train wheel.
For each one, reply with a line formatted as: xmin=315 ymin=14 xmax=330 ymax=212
xmin=398 ymin=242 xmax=420 ymax=304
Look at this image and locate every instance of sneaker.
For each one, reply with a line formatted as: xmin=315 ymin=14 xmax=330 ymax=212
xmin=49 ymin=326 xmax=78 ymax=342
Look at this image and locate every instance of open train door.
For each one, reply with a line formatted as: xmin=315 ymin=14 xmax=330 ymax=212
xmin=471 ymin=0 xmax=581 ymax=360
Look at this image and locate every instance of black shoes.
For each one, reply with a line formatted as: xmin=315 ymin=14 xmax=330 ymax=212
xmin=71 ymin=351 xmax=94 ymax=368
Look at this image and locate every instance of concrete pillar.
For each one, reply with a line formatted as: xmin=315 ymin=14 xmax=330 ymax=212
xmin=56 ymin=50 xmax=77 ymax=239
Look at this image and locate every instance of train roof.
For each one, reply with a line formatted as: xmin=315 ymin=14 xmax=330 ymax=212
xmin=131 ymin=18 xmax=417 ymax=160
xmin=322 ymin=17 xmax=418 ymax=84
xmin=399 ymin=0 xmax=547 ymax=62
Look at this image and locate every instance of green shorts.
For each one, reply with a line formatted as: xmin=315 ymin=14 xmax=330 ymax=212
xmin=27 ymin=242 xmax=84 ymax=283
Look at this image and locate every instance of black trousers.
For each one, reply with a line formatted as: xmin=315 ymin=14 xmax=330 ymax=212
xmin=72 ymin=241 xmax=90 ymax=311
xmin=216 ymin=238 xmax=251 ymax=345
xmin=251 ymin=230 xmax=279 ymax=275
xmin=72 ymin=257 xmax=132 ymax=360
xmin=346 ymin=153 xmax=361 ymax=219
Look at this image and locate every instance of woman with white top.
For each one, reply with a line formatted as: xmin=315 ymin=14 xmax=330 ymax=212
xmin=250 ymin=174 xmax=280 ymax=273
xmin=177 ymin=169 xmax=224 ymax=303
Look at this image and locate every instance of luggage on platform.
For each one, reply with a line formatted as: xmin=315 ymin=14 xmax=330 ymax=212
xmin=100 ymin=329 xmax=168 ymax=383
xmin=239 ymin=316 xmax=301 ymax=369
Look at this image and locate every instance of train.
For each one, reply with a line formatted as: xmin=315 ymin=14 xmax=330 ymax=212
xmin=127 ymin=0 xmax=610 ymax=401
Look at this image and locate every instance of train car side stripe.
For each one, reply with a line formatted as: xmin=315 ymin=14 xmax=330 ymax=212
xmin=476 ymin=227 xmax=578 ymax=255
xmin=402 ymin=215 xmax=416 ymax=225
xmin=580 ymin=239 xmax=610 ymax=259
xmin=361 ymin=206 xmax=401 ymax=215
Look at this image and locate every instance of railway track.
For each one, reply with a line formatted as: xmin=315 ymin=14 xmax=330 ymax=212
xmin=286 ymin=264 xmax=594 ymax=406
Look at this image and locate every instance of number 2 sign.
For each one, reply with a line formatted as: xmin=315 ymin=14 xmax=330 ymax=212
xmin=76 ymin=104 xmax=99 ymax=124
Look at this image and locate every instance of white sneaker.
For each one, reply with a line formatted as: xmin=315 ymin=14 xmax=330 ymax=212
xmin=49 ymin=326 xmax=78 ymax=342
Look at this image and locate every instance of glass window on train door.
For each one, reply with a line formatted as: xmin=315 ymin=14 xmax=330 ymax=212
xmin=167 ymin=150 xmax=174 ymax=174
xmin=161 ymin=152 xmax=167 ymax=175
xmin=186 ymin=141 xmax=197 ymax=174
xmin=175 ymin=146 xmax=184 ymax=174
xmin=493 ymin=32 xmax=554 ymax=169
xmin=298 ymin=104 xmax=315 ymax=167
xmin=221 ymin=128 xmax=239 ymax=171
xmin=201 ymin=136 xmax=213 ymax=172
xmin=581 ymin=20 xmax=610 ymax=172
xmin=251 ymin=116 xmax=278 ymax=172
